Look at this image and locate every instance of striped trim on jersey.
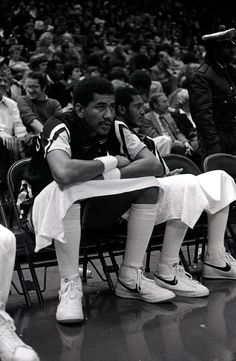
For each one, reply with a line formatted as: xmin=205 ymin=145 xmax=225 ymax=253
xmin=43 ymin=119 xmax=70 ymax=157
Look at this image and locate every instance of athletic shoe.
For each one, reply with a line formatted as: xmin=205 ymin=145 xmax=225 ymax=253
xmin=115 ymin=264 xmax=175 ymax=303
xmin=154 ymin=263 xmax=209 ymax=297
xmin=0 ymin=310 xmax=39 ymax=361
xmin=56 ymin=277 xmax=84 ymax=324
xmin=203 ymin=249 xmax=236 ymax=280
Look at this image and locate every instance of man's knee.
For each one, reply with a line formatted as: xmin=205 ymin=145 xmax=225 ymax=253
xmin=135 ymin=186 xmax=159 ymax=204
xmin=0 ymin=226 xmax=16 ymax=256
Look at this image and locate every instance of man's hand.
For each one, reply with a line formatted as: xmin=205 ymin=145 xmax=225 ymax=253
xmin=115 ymin=155 xmax=131 ymax=168
xmin=0 ymin=132 xmax=14 ymax=150
xmin=167 ymin=168 xmax=183 ymax=176
xmin=184 ymin=141 xmax=193 ymax=155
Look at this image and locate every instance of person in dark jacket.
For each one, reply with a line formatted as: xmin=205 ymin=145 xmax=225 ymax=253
xmin=189 ymin=28 xmax=236 ymax=161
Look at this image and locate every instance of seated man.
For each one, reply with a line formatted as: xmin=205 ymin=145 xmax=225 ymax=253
xmin=0 ymin=225 xmax=39 ymax=361
xmin=22 ymin=76 xmax=175 ymax=324
xmin=0 ymin=70 xmax=28 ymax=189
xmin=21 ymin=77 xmax=236 ymax=326
xmin=17 ymin=71 xmax=62 ymax=134
xmin=114 ymin=85 xmax=236 ymax=289
xmin=140 ymin=92 xmax=193 ymax=156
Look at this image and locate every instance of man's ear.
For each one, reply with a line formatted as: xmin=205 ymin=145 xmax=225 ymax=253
xmin=74 ymin=103 xmax=84 ymax=117
xmin=117 ymin=104 xmax=126 ymax=116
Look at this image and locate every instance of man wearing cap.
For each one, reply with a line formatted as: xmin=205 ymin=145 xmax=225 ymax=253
xmin=189 ymin=28 xmax=236 ymax=161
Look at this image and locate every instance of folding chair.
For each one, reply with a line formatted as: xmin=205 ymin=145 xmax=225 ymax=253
xmin=145 ymin=154 xmax=208 ymax=275
xmin=6 ymin=158 xmax=45 ymax=306
xmin=203 ymin=153 xmax=236 ymax=255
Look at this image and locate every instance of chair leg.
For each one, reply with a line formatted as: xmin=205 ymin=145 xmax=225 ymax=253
xmin=145 ymin=248 xmax=151 ymax=273
xmin=179 ymin=249 xmax=191 ymax=273
xmin=14 ymin=262 xmax=32 ymax=307
xmin=26 ymin=252 xmax=44 ymax=304
xmin=97 ymin=247 xmax=116 ymax=292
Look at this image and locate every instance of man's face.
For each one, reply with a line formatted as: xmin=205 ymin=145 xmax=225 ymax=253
xmin=0 ymin=64 xmax=12 ymax=80
xmin=25 ymin=77 xmax=44 ymax=100
xmin=154 ymin=94 xmax=169 ymax=113
xmin=38 ymin=61 xmax=48 ymax=74
xmin=214 ymin=46 xmax=235 ymax=64
xmin=0 ymin=74 xmax=8 ymax=98
xmin=127 ymin=95 xmax=145 ymax=127
xmin=80 ymin=93 xmax=115 ymax=136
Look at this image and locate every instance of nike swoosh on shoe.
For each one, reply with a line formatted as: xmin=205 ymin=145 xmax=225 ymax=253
xmin=154 ymin=274 xmax=178 ymax=286
xmin=118 ymin=279 xmax=140 ymax=293
xmin=204 ymin=262 xmax=231 ymax=272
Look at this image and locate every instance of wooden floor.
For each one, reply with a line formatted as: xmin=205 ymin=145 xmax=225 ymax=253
xmin=6 ymin=251 xmax=236 ymax=361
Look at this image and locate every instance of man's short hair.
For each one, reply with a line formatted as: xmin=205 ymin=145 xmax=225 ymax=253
xmin=73 ymin=76 xmax=114 ymax=107
xmin=29 ymin=53 xmax=48 ymax=71
xmin=25 ymin=71 xmax=47 ymax=89
xmin=149 ymin=92 xmax=166 ymax=110
xmin=114 ymin=86 xmax=140 ymax=114
xmin=130 ymin=70 xmax=151 ymax=91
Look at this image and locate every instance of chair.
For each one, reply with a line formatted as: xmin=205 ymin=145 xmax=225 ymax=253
xmin=145 ymin=154 xmax=208 ymax=275
xmin=7 ymin=158 xmax=127 ymax=302
xmin=6 ymin=158 xmax=45 ymax=306
xmin=203 ymin=153 xmax=236 ymax=255
xmin=163 ymin=153 xmax=202 ymax=176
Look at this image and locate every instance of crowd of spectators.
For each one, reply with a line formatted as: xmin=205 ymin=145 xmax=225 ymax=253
xmin=0 ymin=0 xmax=236 ymax=188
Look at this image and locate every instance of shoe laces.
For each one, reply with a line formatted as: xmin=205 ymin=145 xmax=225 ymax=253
xmin=59 ymin=279 xmax=81 ymax=301
xmin=136 ymin=267 xmax=155 ymax=291
xmin=222 ymin=251 xmax=236 ymax=264
xmin=172 ymin=263 xmax=198 ymax=283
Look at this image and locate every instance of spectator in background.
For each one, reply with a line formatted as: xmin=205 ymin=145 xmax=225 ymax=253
xmin=149 ymin=50 xmax=181 ymax=95
xmin=130 ymin=69 xmax=163 ymax=109
xmin=63 ymin=61 xmax=82 ymax=105
xmin=0 ymin=70 xmax=28 ymax=188
xmin=189 ymin=28 xmax=236 ymax=161
xmin=8 ymin=44 xmax=30 ymax=80
xmin=17 ymin=71 xmax=61 ymax=134
xmin=140 ymin=92 xmax=193 ymax=156
xmin=53 ymin=32 xmax=82 ymax=67
xmin=108 ymin=44 xmax=129 ymax=69
xmin=46 ymin=59 xmax=70 ymax=108
xmin=29 ymin=53 xmax=48 ymax=74
xmin=129 ymin=43 xmax=150 ymax=72
xmin=0 ymin=57 xmax=25 ymax=101
xmin=18 ymin=22 xmax=37 ymax=59
xmin=34 ymin=31 xmax=55 ymax=61
xmin=107 ymin=66 xmax=129 ymax=90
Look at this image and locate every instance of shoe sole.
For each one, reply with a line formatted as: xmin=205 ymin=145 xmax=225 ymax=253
xmin=115 ymin=289 xmax=175 ymax=303
xmin=154 ymin=279 xmax=210 ymax=298
xmin=203 ymin=275 xmax=236 ymax=280
xmin=56 ymin=317 xmax=84 ymax=324
xmin=172 ymin=289 xmax=209 ymax=297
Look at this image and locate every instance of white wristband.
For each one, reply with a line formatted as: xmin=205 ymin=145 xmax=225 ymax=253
xmin=94 ymin=155 xmax=118 ymax=172
xmin=103 ymin=168 xmax=121 ymax=180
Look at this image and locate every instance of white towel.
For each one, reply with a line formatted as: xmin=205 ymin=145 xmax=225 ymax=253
xmin=32 ymin=170 xmax=236 ymax=252
xmin=33 ymin=176 xmax=160 ymax=252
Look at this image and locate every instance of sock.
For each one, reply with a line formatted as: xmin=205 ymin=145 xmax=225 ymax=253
xmin=54 ymin=203 xmax=81 ymax=286
xmin=123 ymin=203 xmax=157 ymax=269
xmin=206 ymin=206 xmax=229 ymax=266
xmin=158 ymin=219 xmax=188 ymax=278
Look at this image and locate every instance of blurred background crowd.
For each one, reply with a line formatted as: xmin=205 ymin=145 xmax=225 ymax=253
xmin=0 ymin=0 xmax=236 ymax=190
